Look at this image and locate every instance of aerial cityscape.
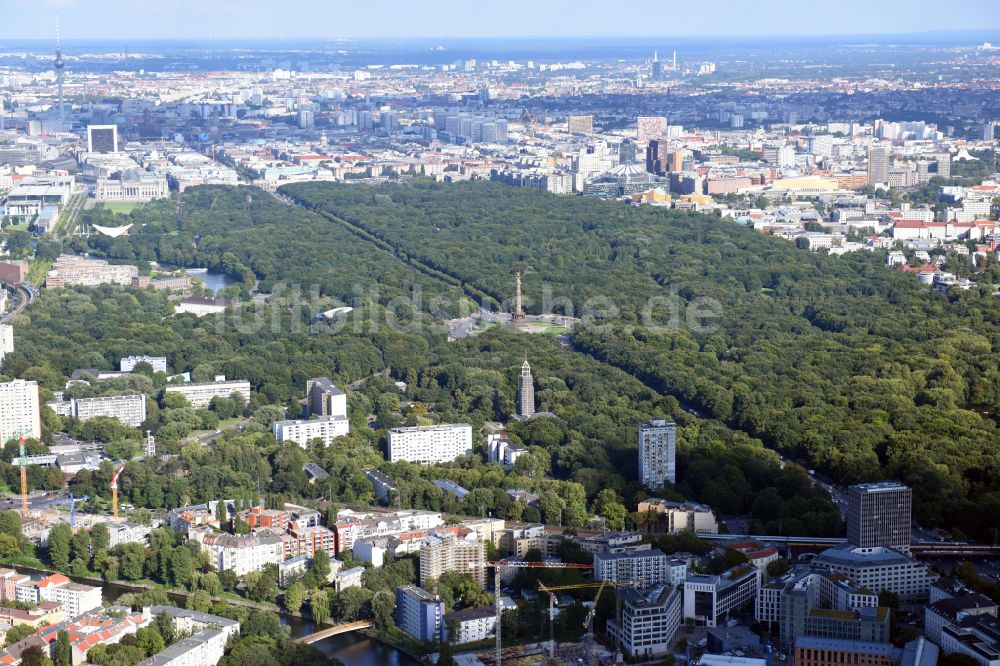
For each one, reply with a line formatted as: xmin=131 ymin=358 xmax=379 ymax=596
xmin=0 ymin=1 xmax=998 ymax=665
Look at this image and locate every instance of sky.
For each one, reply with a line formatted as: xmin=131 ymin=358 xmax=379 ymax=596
xmin=4 ymin=0 xmax=1000 ymax=41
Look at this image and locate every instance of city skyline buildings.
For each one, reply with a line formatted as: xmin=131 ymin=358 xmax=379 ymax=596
xmin=4 ymin=1 xmax=999 ymax=41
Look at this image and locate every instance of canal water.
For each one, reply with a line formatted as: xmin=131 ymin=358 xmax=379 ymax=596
xmin=30 ymin=573 xmax=418 ymax=666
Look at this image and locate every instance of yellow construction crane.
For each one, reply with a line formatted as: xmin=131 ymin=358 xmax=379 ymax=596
xmin=470 ymin=560 xmax=593 ymax=666
xmin=538 ymin=580 xmax=641 ymax=665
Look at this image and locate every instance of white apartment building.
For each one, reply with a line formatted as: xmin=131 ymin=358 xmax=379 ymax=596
xmin=165 ymin=379 xmax=251 ymax=408
xmin=0 ymin=379 xmax=41 ymax=440
xmin=67 ymin=394 xmax=147 ymax=428
xmin=196 ymin=529 xmax=284 ymax=576
xmin=638 ymin=420 xmax=676 ymax=490
xmin=120 ymin=356 xmax=168 ymax=373
xmin=387 ymin=423 xmax=473 ymax=464
xmin=16 ymin=574 xmax=102 ymax=617
xmin=445 ymin=606 xmax=497 ymax=644
xmin=684 ymin=567 xmax=762 ymax=627
xmin=607 ymin=585 xmax=683 ymax=659
xmin=108 ymin=522 xmax=152 ymax=548
xmin=594 ymin=549 xmax=670 ymax=586
xmin=487 ymin=434 xmax=527 ymax=469
xmin=139 ymin=606 xmax=240 ymax=666
xmin=273 ymin=415 xmax=349 ymax=447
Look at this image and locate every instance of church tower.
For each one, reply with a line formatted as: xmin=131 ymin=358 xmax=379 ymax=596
xmin=518 ymin=357 xmax=535 ymax=418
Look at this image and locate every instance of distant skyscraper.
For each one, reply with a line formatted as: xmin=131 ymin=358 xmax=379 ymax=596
xmin=867 ymin=142 xmax=890 ymax=186
xmin=651 ymin=51 xmax=663 ymax=82
xmin=518 ymin=359 xmax=535 ymax=418
xmin=646 ymin=139 xmax=668 ymax=175
xmin=847 ymin=481 xmax=912 ymax=554
xmin=638 ymin=419 xmax=676 ymax=490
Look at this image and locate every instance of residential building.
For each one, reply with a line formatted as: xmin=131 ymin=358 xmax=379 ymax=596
xmin=194 ymin=529 xmax=284 ymax=576
xmin=332 ymin=508 xmax=444 ymax=555
xmin=847 ymin=482 xmax=912 ymax=554
xmin=0 ymin=379 xmax=41 ymax=441
xmin=120 ymin=356 xmax=168 ymax=373
xmin=107 ymin=523 xmax=152 ymax=548
xmin=487 ymin=434 xmax=527 ymax=470
xmin=272 ymin=416 xmax=349 ymax=447
xmin=306 ymin=377 xmax=347 ymax=417
xmin=0 ymin=569 xmax=29 ymax=601
xmin=594 ymin=548 xmax=670 ymax=586
xmin=282 ymin=524 xmax=337 ymax=560
xmin=47 ymin=394 xmax=147 ymax=428
xmin=278 ymin=555 xmax=313 ymax=587
xmin=606 ymin=584 xmax=682 ymax=659
xmin=638 ymin=420 xmax=677 ymax=490
xmin=363 ymin=469 xmax=397 ymax=505
xmin=444 ymin=606 xmax=497 ymax=644
xmin=0 ymin=601 xmax=64 ymax=628
xmin=794 ymin=637 xmax=898 ymax=666
xmin=636 ymin=498 xmax=718 ymax=533
xmin=334 ymin=566 xmax=365 ymax=592
xmin=387 ymin=423 xmax=473 ymax=464
xmin=15 ymin=574 xmax=102 ymax=617
xmin=165 ymin=378 xmax=251 ymax=408
xmin=420 ymin=531 xmax=487 ymax=588
xmin=137 ymin=606 xmax=240 ymax=666
xmin=395 ymin=585 xmax=445 ymax=643
xmin=684 ymin=566 xmax=762 ymax=627
xmin=36 ymin=606 xmax=146 ymax=666
xmin=813 ymin=545 xmax=935 ymax=608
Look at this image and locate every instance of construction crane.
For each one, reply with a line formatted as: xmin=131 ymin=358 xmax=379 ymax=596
xmin=583 ymin=579 xmax=611 ymax=666
xmin=110 ymin=464 xmax=125 ymax=522
xmin=43 ymin=493 xmax=89 ymax=528
xmin=538 ymin=580 xmax=642 ymax=666
xmin=471 ymin=560 xmax=593 ymax=666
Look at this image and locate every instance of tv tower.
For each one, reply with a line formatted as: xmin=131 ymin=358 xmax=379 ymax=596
xmin=54 ymin=17 xmax=66 ymax=126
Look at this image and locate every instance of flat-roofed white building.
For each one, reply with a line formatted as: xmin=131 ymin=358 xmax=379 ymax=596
xmin=120 ymin=356 xmax=168 ymax=373
xmin=273 ymin=415 xmax=349 ymax=447
xmin=388 ymin=424 xmax=472 ymax=464
xmin=64 ymin=394 xmax=147 ymax=428
xmin=165 ymin=379 xmax=251 ymax=408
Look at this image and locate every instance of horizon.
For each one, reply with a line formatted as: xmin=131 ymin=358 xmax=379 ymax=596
xmin=2 ymin=0 xmax=999 ymax=41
